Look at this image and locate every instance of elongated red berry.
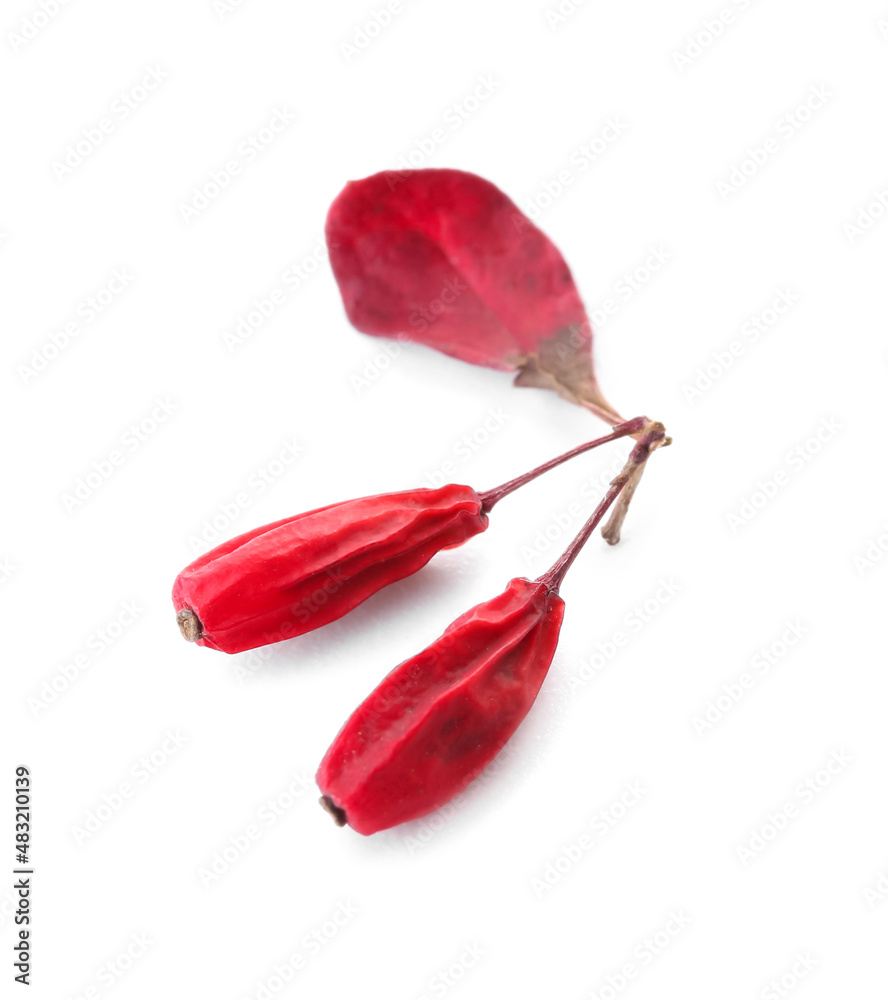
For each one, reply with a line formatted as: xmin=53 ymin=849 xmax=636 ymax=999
xmin=172 ymin=486 xmax=486 ymax=654
xmin=316 ymin=577 xmax=564 ymax=835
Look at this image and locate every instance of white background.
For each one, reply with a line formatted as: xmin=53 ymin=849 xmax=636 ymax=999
xmin=4 ymin=1 xmax=888 ymax=997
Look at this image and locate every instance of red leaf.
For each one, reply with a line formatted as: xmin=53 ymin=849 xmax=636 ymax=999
xmin=326 ymin=168 xmax=624 ymax=425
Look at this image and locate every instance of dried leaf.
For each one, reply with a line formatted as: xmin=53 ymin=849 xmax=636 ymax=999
xmin=326 ymin=168 xmax=623 ymax=424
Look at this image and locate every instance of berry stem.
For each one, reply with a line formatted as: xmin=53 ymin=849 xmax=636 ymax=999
xmin=478 ymin=417 xmax=646 ymax=514
xmin=537 ymin=422 xmax=667 ymax=593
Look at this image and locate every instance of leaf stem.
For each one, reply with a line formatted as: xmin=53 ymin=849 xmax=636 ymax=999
xmin=478 ymin=417 xmax=647 ymax=514
xmin=579 ymin=396 xmax=628 ymax=427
